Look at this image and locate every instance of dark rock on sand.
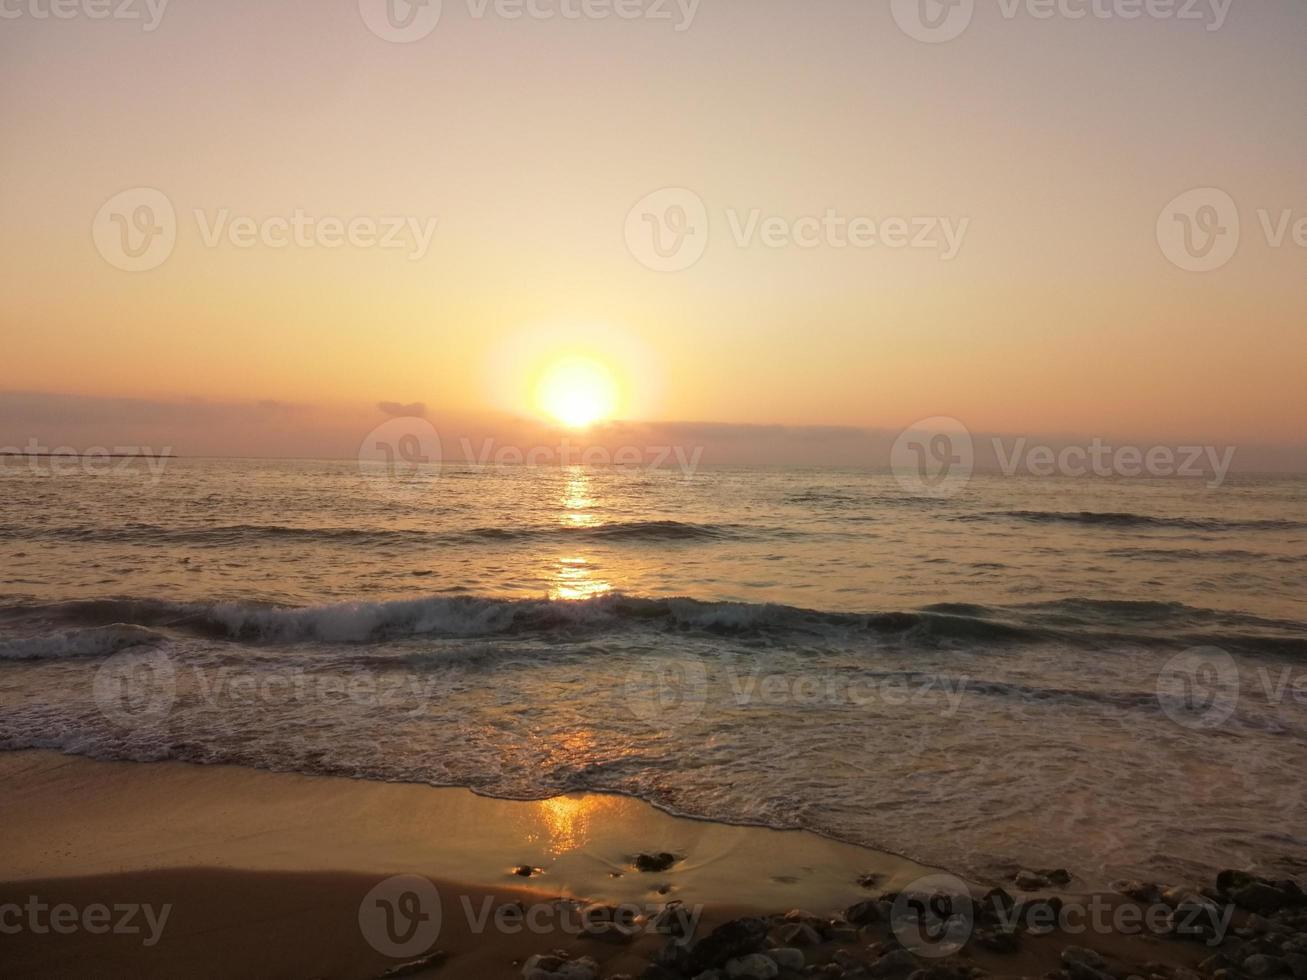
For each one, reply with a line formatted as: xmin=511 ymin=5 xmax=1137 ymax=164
xmin=775 ymin=921 xmax=823 ymax=947
xmin=636 ymin=852 xmax=679 ymax=873
xmin=1169 ymin=898 xmax=1228 ymax=944
xmin=652 ymin=900 xmax=697 ymax=940
xmin=1061 ymin=946 xmax=1113 ymax=980
xmin=974 ymin=926 xmax=1020 ymax=953
xmin=378 ymin=950 xmax=447 ymax=977
xmin=847 ymin=899 xmax=883 ymax=926
xmin=1113 ymin=881 xmax=1164 ymax=905
xmin=1232 ymin=883 xmax=1300 ymax=914
xmin=723 ymin=952 xmax=780 ymax=979
xmin=684 ymin=917 xmax=770 ymax=973
xmin=869 ymin=949 xmax=920 ymax=977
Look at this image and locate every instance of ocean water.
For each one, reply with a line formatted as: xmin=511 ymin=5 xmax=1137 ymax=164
xmin=1 ymin=457 xmax=1305 ymax=888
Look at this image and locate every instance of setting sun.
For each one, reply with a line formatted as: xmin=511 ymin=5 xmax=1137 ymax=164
xmin=534 ymin=357 xmax=620 ymax=429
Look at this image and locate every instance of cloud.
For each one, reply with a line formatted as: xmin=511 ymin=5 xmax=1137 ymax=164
xmin=377 ymin=401 xmax=427 ymax=418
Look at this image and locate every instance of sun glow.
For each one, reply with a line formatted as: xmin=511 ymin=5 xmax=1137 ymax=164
xmin=534 ymin=357 xmax=620 ymax=428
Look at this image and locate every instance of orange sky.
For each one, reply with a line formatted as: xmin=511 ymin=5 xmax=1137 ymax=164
xmin=1 ymin=0 xmax=1304 ymax=461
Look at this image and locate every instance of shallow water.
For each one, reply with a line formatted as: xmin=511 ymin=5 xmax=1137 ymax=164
xmin=1 ymin=458 xmax=1304 ymax=887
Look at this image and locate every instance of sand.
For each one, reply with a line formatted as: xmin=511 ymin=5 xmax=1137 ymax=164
xmin=0 ymin=750 xmax=1214 ymax=979
xmin=0 ymin=750 xmax=926 ymax=978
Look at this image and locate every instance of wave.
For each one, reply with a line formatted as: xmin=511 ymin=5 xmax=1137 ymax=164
xmin=1 ymin=594 xmax=1302 ymax=660
xmin=0 ymin=519 xmax=743 ymax=548
xmin=966 ymin=510 xmax=1307 ymax=532
xmin=0 ymin=623 xmax=166 ymax=661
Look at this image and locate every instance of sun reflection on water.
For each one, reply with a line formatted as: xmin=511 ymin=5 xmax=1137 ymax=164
xmin=550 ymin=469 xmax=612 ymax=600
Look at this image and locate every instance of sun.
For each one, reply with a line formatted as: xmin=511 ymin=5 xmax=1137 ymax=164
xmin=534 ymin=357 xmax=620 ymax=429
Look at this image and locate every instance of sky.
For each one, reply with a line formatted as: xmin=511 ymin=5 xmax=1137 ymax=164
xmin=1 ymin=0 xmax=1305 ymax=466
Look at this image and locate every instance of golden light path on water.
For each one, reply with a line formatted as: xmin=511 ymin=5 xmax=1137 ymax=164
xmin=550 ymin=468 xmax=612 ymax=601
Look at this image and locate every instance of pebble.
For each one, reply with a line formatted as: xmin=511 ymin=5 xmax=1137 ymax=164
xmin=766 ymin=947 xmax=805 ymax=971
xmin=725 ymin=953 xmax=780 ymax=980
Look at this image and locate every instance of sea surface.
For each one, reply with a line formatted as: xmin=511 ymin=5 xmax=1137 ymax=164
xmin=1 ymin=457 xmax=1305 ymax=888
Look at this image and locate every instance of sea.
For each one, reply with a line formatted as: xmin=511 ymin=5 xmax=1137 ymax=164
xmin=1 ymin=457 xmax=1304 ymax=888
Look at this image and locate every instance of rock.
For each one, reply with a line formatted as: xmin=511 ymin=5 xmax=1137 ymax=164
xmin=515 ymin=865 xmax=537 ymax=877
xmin=725 ymin=954 xmax=780 ymax=980
xmin=1040 ymin=869 xmax=1073 ymax=887
xmin=691 ymin=972 xmax=723 ymax=980
xmin=826 ymin=925 xmax=859 ymax=943
xmin=1284 ymin=953 xmax=1307 ymax=980
xmin=1235 ymin=884 xmax=1296 ymax=915
xmin=523 ymin=954 xmax=599 ymax=980
xmin=1243 ymin=955 xmax=1287 ymax=977
xmin=974 ymin=927 xmax=1020 ymax=953
xmin=1062 ymin=947 xmax=1107 ymax=970
xmin=1016 ymin=871 xmax=1051 ymax=891
xmin=380 ymin=951 xmax=447 ymax=977
xmin=766 ymin=948 xmax=806 ymax=971
xmin=686 ymin=918 xmax=770 ymax=973
xmin=1114 ymin=881 xmax=1164 ymax=905
xmin=982 ymin=888 xmax=1016 ymax=917
xmin=1218 ymin=871 xmax=1258 ymax=896
xmin=860 ymin=873 xmax=887 ymax=890
xmin=847 ymin=899 xmax=883 ymax=926
xmin=1163 ymin=887 xmax=1199 ymax=908
xmin=776 ymin=922 xmax=823 ymax=947
xmin=1170 ymin=898 xmax=1229 ymax=944
xmin=636 ymin=852 xmax=678 ymax=873
xmin=524 ymin=954 xmax=566 ymax=975
xmin=870 ymin=950 xmax=919 ymax=977
xmin=652 ymin=901 xmax=697 ymax=940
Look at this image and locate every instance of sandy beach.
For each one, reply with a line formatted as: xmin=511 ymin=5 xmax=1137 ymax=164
xmin=8 ymin=749 xmax=1298 ymax=980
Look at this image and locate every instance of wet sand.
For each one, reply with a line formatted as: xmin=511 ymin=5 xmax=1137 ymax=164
xmin=0 ymin=751 xmax=1222 ymax=979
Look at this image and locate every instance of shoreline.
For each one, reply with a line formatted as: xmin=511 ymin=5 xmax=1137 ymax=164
xmin=2 ymin=750 xmax=1302 ymax=980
